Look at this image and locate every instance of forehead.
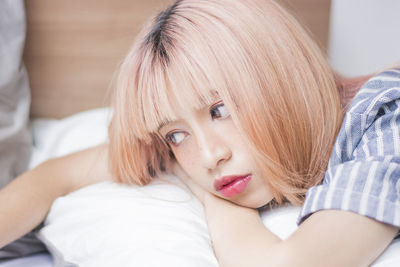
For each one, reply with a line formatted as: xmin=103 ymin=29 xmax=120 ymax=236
xmin=158 ymin=89 xmax=220 ymax=127
xmin=135 ymin=33 xmax=229 ymax=139
xmin=156 ymin=88 xmax=220 ymax=130
xmin=139 ymin=64 xmax=220 ymax=134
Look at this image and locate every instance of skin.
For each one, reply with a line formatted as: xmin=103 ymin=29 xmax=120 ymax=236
xmin=166 ymin=74 xmax=399 ymax=266
xmin=0 ymin=145 xmax=112 ymax=248
xmin=169 ymin=105 xmax=398 ymax=266
xmin=334 ymin=72 xmax=377 ymax=109
xmin=163 ymin=72 xmax=379 ymax=208
xmin=159 ymin=98 xmax=273 ymax=208
xmin=0 ymin=75 xmax=398 ymax=266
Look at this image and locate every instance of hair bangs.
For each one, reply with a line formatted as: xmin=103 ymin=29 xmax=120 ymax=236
xmin=137 ymin=49 xmax=220 ymax=141
xmin=165 ymin=49 xmax=220 ymax=112
xmin=110 ymin=0 xmax=344 ymax=205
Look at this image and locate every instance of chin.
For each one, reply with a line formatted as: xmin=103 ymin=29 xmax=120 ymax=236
xmin=231 ymin=195 xmax=273 ymax=209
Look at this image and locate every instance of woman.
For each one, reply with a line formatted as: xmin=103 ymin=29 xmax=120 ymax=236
xmin=1 ymin=0 xmax=399 ymax=266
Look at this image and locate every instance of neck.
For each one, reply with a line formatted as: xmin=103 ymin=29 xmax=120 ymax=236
xmin=334 ymin=73 xmax=374 ymax=111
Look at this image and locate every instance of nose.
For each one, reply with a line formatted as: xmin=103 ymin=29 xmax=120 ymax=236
xmin=196 ymin=128 xmax=232 ymax=171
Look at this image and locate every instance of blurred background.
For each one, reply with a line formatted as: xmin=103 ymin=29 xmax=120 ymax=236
xmin=329 ymin=0 xmax=400 ymax=77
xmin=22 ymin=0 xmax=400 ymax=119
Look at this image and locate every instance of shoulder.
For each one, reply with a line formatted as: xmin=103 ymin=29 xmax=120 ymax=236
xmin=331 ymin=67 xmax=400 ymax=162
xmin=298 ymin=68 xmax=400 ymax=228
xmin=348 ymin=67 xmax=400 ymax=119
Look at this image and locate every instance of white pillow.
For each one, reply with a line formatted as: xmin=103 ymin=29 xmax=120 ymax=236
xmin=33 ymin=108 xmax=400 ymax=267
xmin=29 ymin=108 xmax=111 ymax=168
xmin=38 ymin=176 xmax=218 ymax=267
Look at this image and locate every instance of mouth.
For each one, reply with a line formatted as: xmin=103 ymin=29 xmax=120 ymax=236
xmin=214 ymin=174 xmax=252 ymax=197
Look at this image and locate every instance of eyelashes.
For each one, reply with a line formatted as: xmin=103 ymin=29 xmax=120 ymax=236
xmin=164 ymin=101 xmax=231 ymax=146
xmin=210 ymin=102 xmax=230 ymax=119
xmin=165 ymin=131 xmax=187 ymax=145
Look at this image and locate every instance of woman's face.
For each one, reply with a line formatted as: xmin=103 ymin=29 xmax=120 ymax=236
xmin=159 ymin=97 xmax=273 ymax=208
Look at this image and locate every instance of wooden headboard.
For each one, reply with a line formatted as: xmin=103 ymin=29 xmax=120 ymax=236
xmin=24 ymin=0 xmax=331 ymax=119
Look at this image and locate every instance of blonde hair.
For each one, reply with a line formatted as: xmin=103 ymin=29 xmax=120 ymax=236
xmin=109 ymin=0 xmax=344 ymax=205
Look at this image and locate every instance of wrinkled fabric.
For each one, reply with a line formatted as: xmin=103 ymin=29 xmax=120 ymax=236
xmin=300 ymin=68 xmax=400 ymax=238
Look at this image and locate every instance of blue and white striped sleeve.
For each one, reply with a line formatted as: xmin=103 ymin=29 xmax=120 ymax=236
xmin=298 ymin=69 xmax=400 ymax=230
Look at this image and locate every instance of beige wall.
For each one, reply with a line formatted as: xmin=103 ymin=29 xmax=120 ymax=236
xmin=24 ymin=0 xmax=331 ymax=119
xmin=282 ymin=0 xmax=331 ymax=51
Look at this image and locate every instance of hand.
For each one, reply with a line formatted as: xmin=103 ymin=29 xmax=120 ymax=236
xmin=172 ymin=162 xmax=210 ymax=204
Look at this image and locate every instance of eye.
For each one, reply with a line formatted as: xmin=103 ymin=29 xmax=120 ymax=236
xmin=165 ymin=131 xmax=187 ymax=146
xmin=210 ymin=102 xmax=230 ymax=119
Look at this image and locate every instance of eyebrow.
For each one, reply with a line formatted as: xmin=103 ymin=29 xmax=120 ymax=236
xmin=209 ymin=90 xmax=219 ymax=100
xmin=157 ymin=120 xmax=172 ymax=132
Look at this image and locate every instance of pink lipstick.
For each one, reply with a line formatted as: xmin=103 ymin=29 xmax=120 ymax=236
xmin=214 ymin=175 xmax=252 ymax=197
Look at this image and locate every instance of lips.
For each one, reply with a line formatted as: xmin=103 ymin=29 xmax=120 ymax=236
xmin=214 ymin=174 xmax=250 ymax=191
xmin=214 ymin=174 xmax=252 ymax=198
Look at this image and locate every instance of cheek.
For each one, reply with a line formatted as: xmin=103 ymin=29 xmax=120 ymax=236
xmin=171 ymin=142 xmax=200 ymax=173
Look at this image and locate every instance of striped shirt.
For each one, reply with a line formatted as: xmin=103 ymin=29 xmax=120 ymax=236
xmin=298 ymin=68 xmax=400 ymax=235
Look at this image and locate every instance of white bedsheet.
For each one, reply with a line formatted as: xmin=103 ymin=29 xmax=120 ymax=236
xmin=0 ymin=108 xmax=399 ymax=267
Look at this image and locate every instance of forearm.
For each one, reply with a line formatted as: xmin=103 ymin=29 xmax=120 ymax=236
xmin=204 ymin=194 xmax=397 ymax=267
xmin=0 ymin=144 xmax=111 ymax=248
xmin=204 ymin=195 xmax=284 ymax=267
xmin=0 ymin=160 xmax=68 ymax=248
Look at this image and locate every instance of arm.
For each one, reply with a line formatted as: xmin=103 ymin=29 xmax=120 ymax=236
xmin=176 ymin=164 xmax=398 ymax=267
xmin=206 ymin=69 xmax=400 ymax=267
xmin=0 ymin=144 xmax=112 ymax=248
xmin=204 ymin=194 xmax=398 ymax=267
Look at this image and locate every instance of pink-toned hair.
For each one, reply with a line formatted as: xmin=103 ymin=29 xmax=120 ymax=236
xmin=108 ymin=0 xmax=344 ymax=205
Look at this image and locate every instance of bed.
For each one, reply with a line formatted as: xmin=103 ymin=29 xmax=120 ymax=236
xmin=1 ymin=107 xmax=399 ymax=266
xmin=1 ymin=0 xmax=399 ymax=266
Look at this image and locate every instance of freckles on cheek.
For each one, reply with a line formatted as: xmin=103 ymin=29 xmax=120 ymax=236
xmin=174 ymin=147 xmax=198 ymax=172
